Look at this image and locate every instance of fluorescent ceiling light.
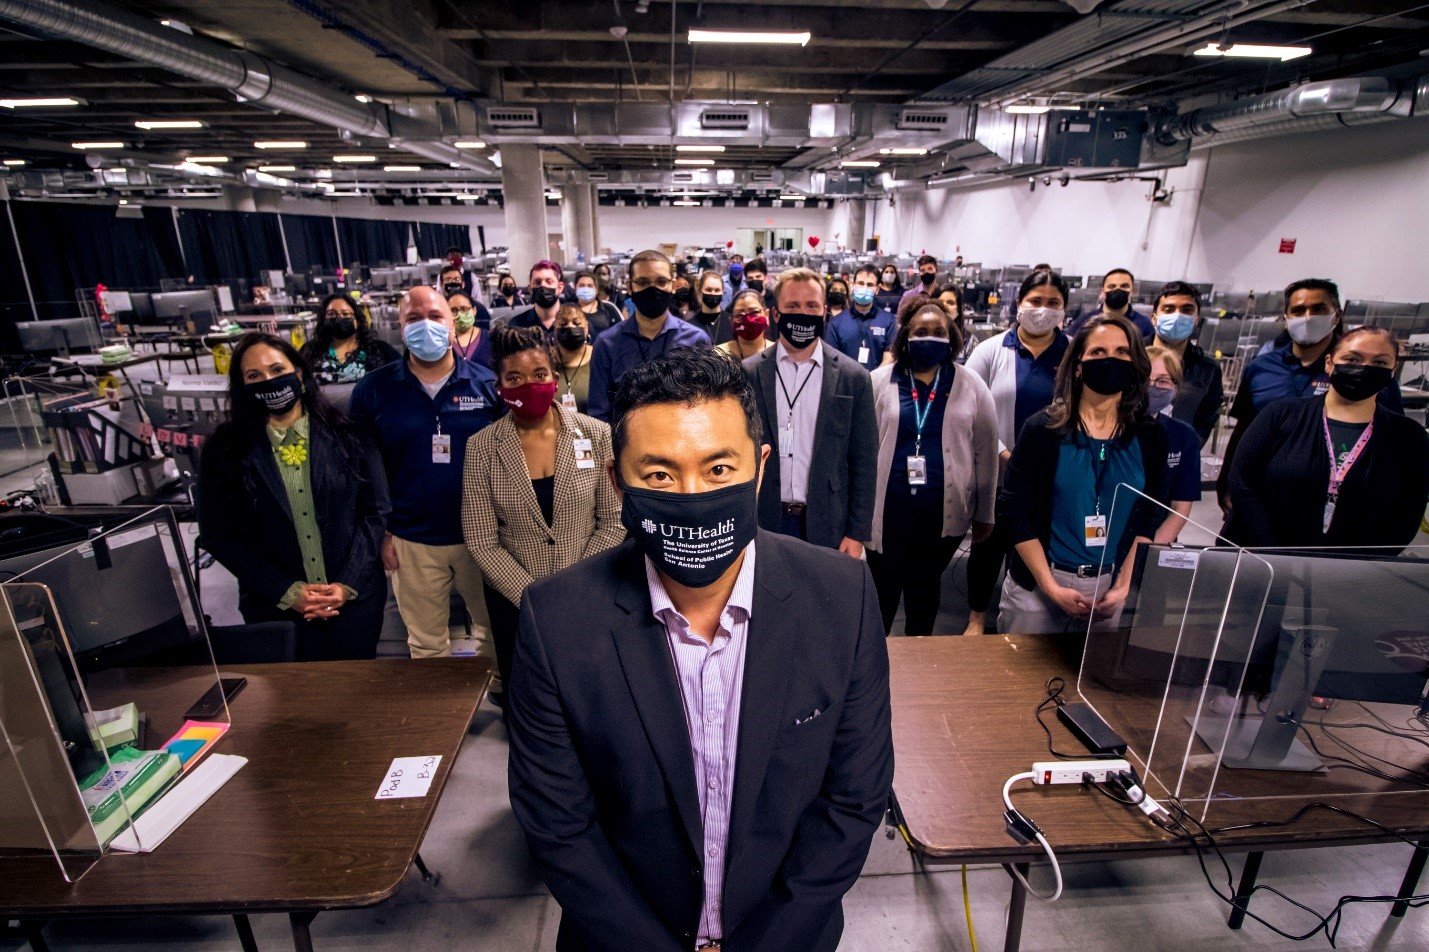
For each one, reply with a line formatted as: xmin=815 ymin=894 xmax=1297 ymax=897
xmin=355 ymin=94 xmax=373 ymax=103
xmin=255 ymin=140 xmax=307 ymax=149
xmin=135 ymin=119 xmax=204 ymax=130
xmin=258 ymin=165 xmax=296 ymax=172
xmin=676 ymin=144 xmax=726 ymax=153
xmin=1005 ymin=104 xmax=1051 ymax=115
xmin=384 ymin=165 xmax=421 ymax=172
xmin=880 ymin=148 xmax=929 ymax=156
xmin=3 ymin=159 xmax=25 ymax=166
xmin=672 ymin=199 xmax=700 ymax=206
xmin=118 ymin=199 xmax=129 ymax=205
xmin=0 ymin=97 xmax=82 ymax=108
xmin=333 ymin=155 xmax=376 ymax=163
xmin=184 ymin=156 xmax=228 ymax=163
xmin=1192 ymin=42 xmax=1311 ymax=61
xmin=72 ymin=141 xmax=124 ymax=149
xmin=840 ymin=160 xmax=880 ymax=168
xmin=688 ymin=28 xmax=810 ymax=46
xmin=453 ymin=140 xmax=486 ymax=149
xmin=674 ymin=158 xmax=714 ymax=166
xmin=779 ymin=195 xmax=805 ymax=201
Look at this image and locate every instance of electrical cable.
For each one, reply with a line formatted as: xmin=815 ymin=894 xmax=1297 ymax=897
xmin=1001 ymin=771 xmax=1063 ymax=902
xmin=960 ymin=864 xmax=979 ymax=952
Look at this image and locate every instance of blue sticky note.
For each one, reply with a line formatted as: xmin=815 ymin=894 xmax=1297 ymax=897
xmin=166 ymin=738 xmax=205 ymax=764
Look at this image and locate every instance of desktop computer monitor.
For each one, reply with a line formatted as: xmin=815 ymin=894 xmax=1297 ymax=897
xmin=152 ymin=290 xmax=216 ymax=322
xmin=16 ymin=318 xmax=104 ymax=355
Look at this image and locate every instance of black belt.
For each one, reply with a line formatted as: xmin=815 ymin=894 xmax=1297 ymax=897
xmin=781 ymin=502 xmax=807 ymax=516
xmin=1050 ymin=560 xmax=1114 ymax=578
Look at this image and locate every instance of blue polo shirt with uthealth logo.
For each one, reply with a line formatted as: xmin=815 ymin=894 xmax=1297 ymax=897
xmin=350 ymin=355 xmax=500 ymax=545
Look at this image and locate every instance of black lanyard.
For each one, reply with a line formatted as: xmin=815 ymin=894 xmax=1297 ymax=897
xmin=777 ymin=360 xmax=818 ymax=413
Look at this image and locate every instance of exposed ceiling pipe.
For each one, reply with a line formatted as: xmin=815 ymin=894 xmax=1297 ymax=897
xmin=0 ymin=0 xmax=496 ymax=173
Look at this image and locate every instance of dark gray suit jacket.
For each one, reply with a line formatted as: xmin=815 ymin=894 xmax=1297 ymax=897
xmin=743 ymin=341 xmax=878 ymax=548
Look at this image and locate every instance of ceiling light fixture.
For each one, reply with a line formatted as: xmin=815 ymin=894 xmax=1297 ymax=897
xmin=184 ymin=156 xmax=228 ymax=163
xmin=1192 ymin=42 xmax=1311 ymax=61
xmin=3 ymin=159 xmax=25 ymax=166
xmin=1005 ymin=104 xmax=1051 ymax=114
xmin=688 ymin=28 xmax=810 ymax=45
xmin=384 ymin=165 xmax=421 ymax=172
xmin=674 ymin=158 xmax=714 ymax=166
xmin=453 ymin=140 xmax=486 ymax=149
xmin=779 ymin=195 xmax=806 ymax=201
xmin=0 ymin=97 xmax=83 ymax=108
xmin=258 ymin=165 xmax=296 ymax=172
xmin=840 ymin=160 xmax=880 ymax=168
xmin=134 ymin=119 xmax=204 ymax=130
xmin=675 ymin=144 xmax=726 ymax=153
xmin=672 ymin=199 xmax=700 ymax=206
xmin=72 ymin=141 xmax=124 ymax=149
xmin=355 ymin=94 xmax=373 ymax=103
xmin=879 ymin=148 xmax=929 ymax=156
xmin=255 ymin=140 xmax=307 ymax=149
xmin=333 ymin=155 xmax=376 ymax=163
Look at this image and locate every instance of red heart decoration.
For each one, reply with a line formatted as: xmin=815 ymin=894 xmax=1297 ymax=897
xmin=808 ymin=235 xmax=820 ymax=248
xmin=726 ymin=240 xmax=734 ymax=248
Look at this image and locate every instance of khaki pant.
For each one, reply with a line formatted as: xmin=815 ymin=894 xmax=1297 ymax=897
xmin=390 ymin=536 xmax=493 ymax=661
xmin=998 ymin=568 xmax=1125 ymax=637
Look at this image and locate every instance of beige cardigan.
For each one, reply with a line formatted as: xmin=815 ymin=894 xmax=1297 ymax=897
xmin=868 ymin=362 xmax=1000 ymax=552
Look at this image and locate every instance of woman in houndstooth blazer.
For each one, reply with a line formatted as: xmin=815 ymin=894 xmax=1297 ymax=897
xmin=463 ymin=327 xmax=624 ymax=683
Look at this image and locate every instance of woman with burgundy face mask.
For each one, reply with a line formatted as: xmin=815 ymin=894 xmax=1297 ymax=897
xmin=716 ymin=289 xmax=772 ymax=362
xmin=997 ymin=315 xmax=1171 ymax=637
xmin=1227 ymin=327 xmax=1429 ymax=551
xmin=461 ymin=326 xmax=624 ymax=683
xmin=198 ymin=332 xmax=390 ymax=660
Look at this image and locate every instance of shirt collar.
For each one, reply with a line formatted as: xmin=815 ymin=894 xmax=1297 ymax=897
xmin=267 ymin=412 xmax=309 ymax=447
xmin=777 ymin=339 xmax=823 ymax=368
xmin=619 ymin=313 xmax=671 ymax=337
xmin=646 ymin=541 xmax=757 ymax=628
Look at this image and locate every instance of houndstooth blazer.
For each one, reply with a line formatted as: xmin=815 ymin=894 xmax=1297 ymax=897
xmin=462 ymin=406 xmax=624 ymax=605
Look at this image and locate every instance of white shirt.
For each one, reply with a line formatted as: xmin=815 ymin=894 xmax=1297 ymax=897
xmin=774 ymin=341 xmax=824 ymax=504
xmin=419 ymin=369 xmax=453 ymax=400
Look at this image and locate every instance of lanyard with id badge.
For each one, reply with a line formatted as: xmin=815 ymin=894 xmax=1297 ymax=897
xmin=776 ymin=361 xmax=818 ymax=462
xmin=906 ymin=367 xmax=940 ymax=493
xmin=432 ymin=416 xmax=452 ymax=464
xmin=1321 ymin=412 xmax=1373 ymax=534
xmin=571 ymin=428 xmax=596 ymax=470
xmin=1084 ymin=437 xmax=1111 ymax=548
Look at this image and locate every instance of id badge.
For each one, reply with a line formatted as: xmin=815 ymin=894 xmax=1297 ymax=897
xmin=857 ymin=345 xmax=871 ymax=365
xmin=779 ymin=424 xmax=794 ymax=456
xmin=573 ymin=436 xmax=595 ymax=470
xmin=907 ymin=455 xmax=927 ymax=486
xmin=561 ymin=391 xmax=577 ymax=410
xmin=432 ymin=433 xmax=452 ymax=464
xmin=1084 ymin=514 xmax=1108 ymax=547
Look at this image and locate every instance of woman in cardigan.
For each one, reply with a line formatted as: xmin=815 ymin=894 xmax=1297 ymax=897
xmin=997 ymin=314 xmax=1170 ymax=637
xmin=461 ymin=326 xmax=624 ymax=682
xmin=865 ymin=302 xmax=999 ymax=634
xmin=1227 ymin=326 xmax=1428 ymax=551
xmin=199 ymin=332 xmax=390 ymax=659
xmin=960 ymin=269 xmax=1072 ymax=635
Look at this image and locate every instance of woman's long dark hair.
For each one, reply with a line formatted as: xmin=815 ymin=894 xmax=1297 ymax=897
xmin=1017 ymin=269 xmax=1070 ymax=306
xmin=880 ymin=264 xmax=902 ymax=290
xmin=227 ymin=332 xmax=345 ymax=436
xmin=1043 ymin=314 xmax=1150 ymax=438
xmin=310 ymin=292 xmax=378 ymax=352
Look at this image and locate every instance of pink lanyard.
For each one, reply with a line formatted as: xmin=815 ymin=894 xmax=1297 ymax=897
xmin=1320 ymin=412 xmax=1373 ymax=533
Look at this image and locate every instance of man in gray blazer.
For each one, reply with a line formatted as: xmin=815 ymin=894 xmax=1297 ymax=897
xmin=744 ymin=267 xmax=878 ymax=556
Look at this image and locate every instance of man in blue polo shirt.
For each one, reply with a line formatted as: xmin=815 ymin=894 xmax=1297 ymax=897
xmin=825 ymin=266 xmax=895 ymax=372
xmin=350 ymin=286 xmax=500 ymax=661
xmin=587 ymin=248 xmax=711 ymax=422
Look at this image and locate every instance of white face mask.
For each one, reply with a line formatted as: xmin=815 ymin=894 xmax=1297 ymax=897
xmin=1017 ymin=305 xmax=1063 ymax=336
xmin=1286 ymin=312 xmax=1336 ymax=346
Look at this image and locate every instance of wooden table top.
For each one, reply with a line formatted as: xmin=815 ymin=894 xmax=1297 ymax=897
xmin=0 ymin=658 xmax=490 ymax=916
xmin=889 ymin=635 xmax=1429 ymax=863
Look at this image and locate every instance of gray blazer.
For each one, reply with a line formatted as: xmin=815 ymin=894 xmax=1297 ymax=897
xmin=744 ymin=341 xmax=878 ymax=549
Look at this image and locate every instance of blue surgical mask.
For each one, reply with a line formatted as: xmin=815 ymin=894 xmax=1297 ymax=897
xmin=575 ymin=286 xmax=597 ymax=303
xmin=851 ymin=286 xmax=876 ymax=308
xmin=1155 ymin=313 xmax=1195 ymax=344
xmin=403 ymin=319 xmax=450 ymax=362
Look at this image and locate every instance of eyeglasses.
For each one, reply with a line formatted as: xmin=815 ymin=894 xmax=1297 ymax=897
xmin=732 ymin=310 xmax=765 ymax=320
xmin=324 ymin=310 xmax=353 ymax=319
xmin=630 ymin=277 xmax=674 ymax=291
xmin=1150 ymin=379 xmax=1177 ymax=391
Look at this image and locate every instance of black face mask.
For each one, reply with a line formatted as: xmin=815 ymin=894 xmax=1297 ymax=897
xmin=442 ymin=281 xmax=464 ymax=297
xmin=1079 ymin=357 xmax=1138 ymax=397
xmin=919 ymin=272 xmax=936 ymax=286
xmin=674 ymin=288 xmax=694 ymax=307
xmin=631 ymin=285 xmax=673 ymax=318
xmin=329 ymin=317 xmax=357 ymax=339
xmin=500 ymin=285 xmax=516 ymax=298
xmin=1104 ymin=288 xmax=1131 ymax=311
xmin=556 ymin=326 xmax=587 ymax=350
xmin=1329 ymin=364 xmax=1392 ymax=402
xmin=777 ymin=311 xmax=823 ymax=349
xmin=620 ymin=477 xmax=758 ymax=588
xmin=531 ymin=286 xmax=560 ymax=309
xmin=746 ymin=278 xmax=764 ymax=292
xmin=248 ymin=372 xmax=303 ymax=416
xmin=827 ymin=291 xmax=847 ymax=308
xmin=700 ymin=293 xmax=723 ymax=312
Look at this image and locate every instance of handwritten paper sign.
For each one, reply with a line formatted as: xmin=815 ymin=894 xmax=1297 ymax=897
xmin=374 ymin=755 xmax=442 ymax=800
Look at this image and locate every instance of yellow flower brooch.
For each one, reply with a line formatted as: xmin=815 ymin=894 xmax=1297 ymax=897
xmin=277 ymin=439 xmax=308 ymax=468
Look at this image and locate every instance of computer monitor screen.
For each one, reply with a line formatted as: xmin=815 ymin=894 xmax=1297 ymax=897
xmin=16 ymin=318 xmax=103 ymax=354
xmin=152 ymin=290 xmax=216 ymax=321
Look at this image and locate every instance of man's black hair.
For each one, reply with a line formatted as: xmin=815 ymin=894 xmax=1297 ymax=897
xmin=611 ymin=347 xmax=763 ymax=460
xmin=1284 ymin=277 xmax=1341 ymax=309
xmin=1154 ymin=280 xmax=1202 ymax=313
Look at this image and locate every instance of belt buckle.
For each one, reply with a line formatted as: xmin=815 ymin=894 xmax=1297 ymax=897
xmin=1077 ymin=564 xmax=1094 ymax=579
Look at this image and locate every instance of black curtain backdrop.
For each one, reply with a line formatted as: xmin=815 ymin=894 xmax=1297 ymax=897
xmin=413 ymin=221 xmax=470 ymax=259
xmin=280 ymin=213 xmax=339 ymax=273
xmin=173 ymin=209 xmax=287 ymax=286
xmin=336 ymin=217 xmax=407 ymax=268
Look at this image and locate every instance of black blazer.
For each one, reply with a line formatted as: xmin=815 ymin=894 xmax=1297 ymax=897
xmin=743 ymin=342 xmax=878 ymax=548
xmin=998 ymin=410 xmax=1171 ymax=589
xmin=507 ymin=531 xmax=894 ymax=952
xmin=1226 ymin=395 xmax=1429 ymax=550
xmin=197 ymin=416 xmax=390 ymax=619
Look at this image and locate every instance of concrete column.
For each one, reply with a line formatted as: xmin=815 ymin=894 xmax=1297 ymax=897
xmin=845 ymin=198 xmax=867 ymax=253
xmin=561 ymin=182 xmax=595 ymax=262
xmin=501 ymin=144 xmax=548 ymax=278
xmin=585 ymin=184 xmax=602 ymax=256
xmin=222 ymin=184 xmax=258 ymax=213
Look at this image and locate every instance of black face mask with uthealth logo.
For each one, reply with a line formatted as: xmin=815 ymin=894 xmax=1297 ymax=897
xmin=619 ymin=477 xmax=758 ymax=588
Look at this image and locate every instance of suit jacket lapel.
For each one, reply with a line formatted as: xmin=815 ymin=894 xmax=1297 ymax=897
xmin=809 ymin=344 xmax=840 ymax=476
xmin=247 ymin=435 xmax=293 ymax=525
xmin=609 ymin=545 xmax=703 ymax=852
xmin=494 ymin=417 xmax=553 ymax=539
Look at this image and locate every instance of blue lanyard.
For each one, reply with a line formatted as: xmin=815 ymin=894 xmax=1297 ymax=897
xmin=910 ymin=367 xmax=940 ymax=455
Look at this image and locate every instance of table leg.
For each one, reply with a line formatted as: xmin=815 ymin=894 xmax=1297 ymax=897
xmin=289 ymin=911 xmax=317 ymax=952
xmin=20 ymin=920 xmax=50 ymax=952
xmin=1392 ymin=841 xmax=1429 ymax=918
xmin=413 ymin=851 xmax=441 ymax=885
xmin=1228 ymin=850 xmax=1264 ymax=929
xmin=233 ymin=913 xmax=260 ymax=952
xmin=1003 ymin=863 xmax=1028 ymax=952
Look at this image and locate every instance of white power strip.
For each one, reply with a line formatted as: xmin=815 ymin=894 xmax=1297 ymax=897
xmin=1031 ymin=759 xmax=1131 ymax=785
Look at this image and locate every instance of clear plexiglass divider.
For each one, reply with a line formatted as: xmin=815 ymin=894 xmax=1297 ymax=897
xmin=1077 ymin=484 xmax=1429 ymax=826
xmin=0 ymin=506 xmax=226 ymax=878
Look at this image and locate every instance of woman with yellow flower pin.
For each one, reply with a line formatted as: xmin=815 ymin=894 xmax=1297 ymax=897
xmin=199 ymin=332 xmax=390 ymax=660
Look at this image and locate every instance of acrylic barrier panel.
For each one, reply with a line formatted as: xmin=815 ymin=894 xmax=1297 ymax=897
xmin=1076 ymin=484 xmax=1275 ymax=807
xmin=1175 ymin=544 xmax=1429 ymax=825
xmin=1 ymin=508 xmax=227 ymax=857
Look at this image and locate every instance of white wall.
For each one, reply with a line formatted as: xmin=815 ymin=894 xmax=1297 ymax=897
xmin=866 ymin=117 xmax=1429 ymax=301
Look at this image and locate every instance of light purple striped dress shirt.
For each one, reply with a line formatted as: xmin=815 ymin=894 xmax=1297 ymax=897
xmin=646 ymin=542 xmax=757 ymax=946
